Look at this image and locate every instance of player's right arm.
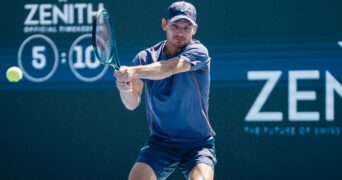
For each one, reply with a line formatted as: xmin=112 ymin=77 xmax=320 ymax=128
xmin=116 ymin=76 xmax=144 ymax=111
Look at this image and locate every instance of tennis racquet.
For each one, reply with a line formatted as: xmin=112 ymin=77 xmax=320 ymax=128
xmin=92 ymin=8 xmax=121 ymax=70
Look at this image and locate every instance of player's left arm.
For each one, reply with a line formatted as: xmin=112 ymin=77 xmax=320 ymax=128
xmin=116 ymin=44 xmax=210 ymax=81
xmin=117 ymin=57 xmax=192 ymax=81
xmin=133 ymin=57 xmax=192 ymax=80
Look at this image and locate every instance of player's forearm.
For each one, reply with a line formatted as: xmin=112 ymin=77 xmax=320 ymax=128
xmin=130 ymin=57 xmax=190 ymax=80
xmin=119 ymin=90 xmax=141 ymax=111
xmin=130 ymin=62 xmax=173 ymax=80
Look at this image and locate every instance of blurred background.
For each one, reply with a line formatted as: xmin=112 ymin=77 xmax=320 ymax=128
xmin=0 ymin=0 xmax=342 ymax=179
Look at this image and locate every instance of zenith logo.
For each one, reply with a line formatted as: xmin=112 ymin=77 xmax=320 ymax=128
xmin=24 ymin=3 xmax=104 ymax=25
xmin=245 ymin=70 xmax=342 ymax=122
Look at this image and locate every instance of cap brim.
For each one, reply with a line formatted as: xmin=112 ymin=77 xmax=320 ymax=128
xmin=169 ymin=15 xmax=196 ymax=25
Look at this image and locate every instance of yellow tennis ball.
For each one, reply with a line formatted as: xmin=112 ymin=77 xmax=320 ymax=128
xmin=6 ymin=66 xmax=23 ymax=83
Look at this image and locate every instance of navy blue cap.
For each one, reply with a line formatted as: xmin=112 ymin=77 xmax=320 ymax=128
xmin=167 ymin=1 xmax=197 ymax=25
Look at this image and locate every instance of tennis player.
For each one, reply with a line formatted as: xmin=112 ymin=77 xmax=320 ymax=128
xmin=115 ymin=1 xmax=216 ymax=179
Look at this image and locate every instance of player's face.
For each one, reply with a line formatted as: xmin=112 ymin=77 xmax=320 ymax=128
xmin=164 ymin=19 xmax=197 ymax=49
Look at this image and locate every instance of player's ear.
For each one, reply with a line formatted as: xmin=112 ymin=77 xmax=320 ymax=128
xmin=192 ymin=25 xmax=198 ymax=35
xmin=162 ymin=18 xmax=167 ymax=31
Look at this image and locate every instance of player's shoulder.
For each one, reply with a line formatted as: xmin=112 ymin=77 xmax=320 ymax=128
xmin=148 ymin=41 xmax=166 ymax=53
xmin=184 ymin=40 xmax=209 ymax=54
xmin=133 ymin=48 xmax=150 ymax=65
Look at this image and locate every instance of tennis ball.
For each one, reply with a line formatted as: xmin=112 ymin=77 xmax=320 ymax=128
xmin=6 ymin=66 xmax=23 ymax=83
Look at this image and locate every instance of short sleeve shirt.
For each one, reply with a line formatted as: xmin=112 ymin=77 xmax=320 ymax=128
xmin=132 ymin=40 xmax=215 ymax=142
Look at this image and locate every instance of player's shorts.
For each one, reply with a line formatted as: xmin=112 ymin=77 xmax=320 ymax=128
xmin=135 ymin=135 xmax=217 ymax=180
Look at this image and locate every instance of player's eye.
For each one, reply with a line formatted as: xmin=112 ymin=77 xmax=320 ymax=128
xmin=184 ymin=26 xmax=193 ymax=32
xmin=170 ymin=24 xmax=179 ymax=30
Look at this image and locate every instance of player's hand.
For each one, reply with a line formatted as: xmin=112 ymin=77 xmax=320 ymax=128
xmin=114 ymin=67 xmax=133 ymax=92
xmin=115 ymin=80 xmax=132 ymax=92
xmin=114 ymin=66 xmax=133 ymax=82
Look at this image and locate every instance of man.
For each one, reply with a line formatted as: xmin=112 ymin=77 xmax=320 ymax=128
xmin=115 ymin=1 xmax=216 ymax=180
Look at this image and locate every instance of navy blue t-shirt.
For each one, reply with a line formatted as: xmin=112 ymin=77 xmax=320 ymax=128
xmin=132 ymin=40 xmax=215 ymax=142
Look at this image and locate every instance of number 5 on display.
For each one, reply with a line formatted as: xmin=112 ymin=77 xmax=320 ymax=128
xmin=32 ymin=46 xmax=46 ymax=69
